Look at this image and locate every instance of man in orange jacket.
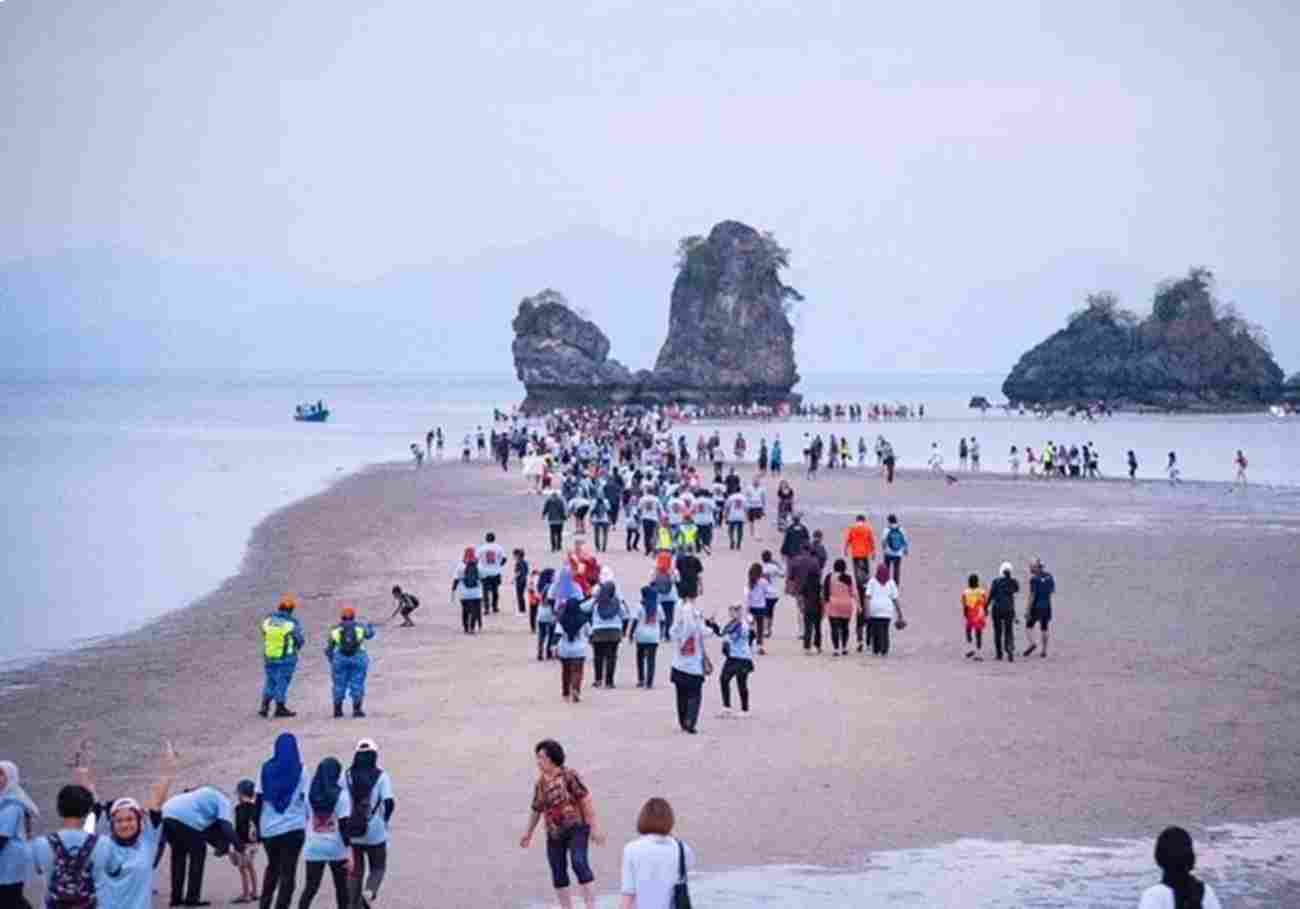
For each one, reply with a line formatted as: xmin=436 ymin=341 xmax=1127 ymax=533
xmin=843 ymin=515 xmax=877 ymax=651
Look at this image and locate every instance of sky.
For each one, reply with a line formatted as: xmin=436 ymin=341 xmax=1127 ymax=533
xmin=2 ymin=0 xmax=1297 ymax=376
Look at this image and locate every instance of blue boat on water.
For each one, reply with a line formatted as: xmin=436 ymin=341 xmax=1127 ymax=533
xmin=294 ymin=401 xmax=330 ymax=422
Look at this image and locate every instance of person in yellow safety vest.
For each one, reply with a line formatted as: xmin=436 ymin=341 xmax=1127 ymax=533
xmin=656 ymin=524 xmax=674 ymax=553
xmin=326 ymin=605 xmax=376 ymax=718
xmin=678 ymin=519 xmax=699 ymax=554
xmin=260 ymin=595 xmax=305 ymax=718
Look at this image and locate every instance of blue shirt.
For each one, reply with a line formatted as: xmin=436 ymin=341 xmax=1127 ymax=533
xmin=258 ymin=768 xmax=308 ymax=838
xmin=100 ymin=816 xmax=161 ymax=909
xmin=555 ymin=623 xmax=591 ymax=660
xmin=30 ymin=829 xmax=119 ymax=895
xmin=163 ymin=787 xmax=234 ymax=831
xmin=1030 ymin=573 xmax=1056 ymax=609
xmin=0 ymin=800 xmax=31 ymax=885
xmin=346 ymin=771 xmax=394 ymax=846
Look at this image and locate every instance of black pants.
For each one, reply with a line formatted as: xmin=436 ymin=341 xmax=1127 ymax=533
xmin=868 ymin=617 xmax=891 ymax=655
xmin=461 ymin=599 xmax=482 ymax=633
xmin=516 ymin=579 xmax=527 ymax=614
xmin=802 ymin=606 xmax=823 ymax=651
xmin=698 ymin=525 xmax=713 ymax=552
xmin=0 ymin=883 xmax=32 ymax=909
xmin=728 ymin=521 xmax=744 ymax=549
xmin=549 ymin=523 xmax=564 ymax=551
xmin=260 ymin=829 xmax=305 ymax=909
xmin=482 ymin=576 xmax=501 ymax=613
xmin=593 ymin=523 xmax=610 ymax=551
xmin=641 ymin=520 xmax=657 ymax=554
xmin=852 ymin=558 xmax=871 ymax=604
xmin=671 ymin=668 xmax=703 ymax=731
xmin=299 ymin=859 xmax=348 ymax=909
xmin=855 ymin=610 xmax=869 ymax=645
xmin=351 ymin=843 xmax=388 ymax=899
xmin=885 ymin=555 xmax=902 ymax=584
xmin=164 ymin=818 xmax=208 ymax=906
xmin=829 ymin=616 xmax=850 ymax=650
xmin=993 ymin=613 xmax=1015 ymax=660
xmin=719 ymin=657 xmax=753 ymax=710
xmin=592 ymin=640 xmax=620 ymax=686
xmin=636 ymin=642 xmax=658 ymax=686
xmin=966 ymin=626 xmax=984 ymax=649
xmin=626 ymin=526 xmax=639 ymax=551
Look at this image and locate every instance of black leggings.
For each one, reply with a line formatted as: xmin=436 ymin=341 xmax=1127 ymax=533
xmin=728 ymin=522 xmax=744 ymax=549
xmin=636 ymin=642 xmax=658 ymax=686
xmin=299 ymin=859 xmax=348 ymax=909
xmin=461 ymin=599 xmax=482 ymax=633
xmin=993 ymin=613 xmax=1015 ymax=659
xmin=482 ymin=576 xmax=501 ymax=613
xmin=260 ymin=829 xmax=305 ymax=909
xmin=671 ymin=668 xmax=704 ymax=731
xmin=626 ymin=526 xmax=640 ymax=550
xmin=641 ymin=521 xmax=657 ymax=554
xmin=164 ymin=818 xmax=208 ymax=906
xmin=867 ymin=617 xmax=891 ymax=655
xmin=592 ymin=640 xmax=620 ymax=686
xmin=802 ymin=605 xmax=823 ymax=651
xmin=593 ymin=523 xmax=610 ymax=551
xmin=352 ymin=843 xmax=388 ymax=898
xmin=549 ymin=523 xmax=564 ymax=551
xmin=516 ymin=580 xmax=527 ymax=614
xmin=0 ymin=883 xmax=32 ymax=909
xmin=828 ymin=616 xmax=850 ymax=650
xmin=719 ymin=657 xmax=753 ymax=710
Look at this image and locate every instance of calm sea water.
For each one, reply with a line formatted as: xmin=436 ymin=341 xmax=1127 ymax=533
xmin=1 ymin=368 xmax=1296 ymax=666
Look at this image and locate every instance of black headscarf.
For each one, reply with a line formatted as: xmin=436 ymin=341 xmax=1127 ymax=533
xmin=308 ymin=758 xmax=343 ymax=816
xmin=1155 ymin=826 xmax=1205 ymax=909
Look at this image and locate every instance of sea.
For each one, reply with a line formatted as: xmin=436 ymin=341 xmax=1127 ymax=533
xmin=2 ymin=367 xmax=1298 ymax=905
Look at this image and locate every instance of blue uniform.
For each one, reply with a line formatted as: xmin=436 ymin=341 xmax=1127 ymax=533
xmin=261 ymin=611 xmax=305 ymax=705
xmin=328 ymin=621 xmax=376 ymax=706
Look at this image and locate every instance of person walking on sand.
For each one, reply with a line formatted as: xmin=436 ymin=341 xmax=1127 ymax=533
xmin=298 ymin=757 xmax=352 ymax=909
xmin=1138 ymin=826 xmax=1222 ymax=909
xmin=619 ymin=798 xmax=695 ymax=909
xmin=590 ymin=580 xmax=628 ymax=690
xmin=256 ymin=732 xmax=308 ymax=909
xmin=0 ymin=760 xmax=40 ymax=909
xmin=864 ymin=562 xmax=902 ymax=656
xmin=344 ymin=739 xmax=395 ymax=909
xmin=962 ymin=574 xmax=988 ymax=660
xmin=745 ymin=562 xmax=773 ymax=654
xmin=520 ymin=740 xmax=605 ymax=909
xmin=556 ymin=594 xmax=593 ymax=703
xmin=669 ymin=605 xmax=709 ymax=733
xmin=706 ymin=603 xmax=756 ymax=717
xmin=260 ymin=595 xmax=305 ymax=718
xmin=1127 ymin=449 xmax=1139 ymax=482
xmin=1023 ymin=559 xmax=1055 ymax=659
xmin=744 ymin=476 xmax=767 ymax=542
xmin=988 ymin=562 xmax=1020 ymax=662
xmin=544 ymin=490 xmax=569 ymax=553
xmin=881 ymin=514 xmax=909 ymax=584
xmin=843 ymin=515 xmax=876 ymax=607
xmin=1166 ymin=451 xmax=1181 ymax=485
xmin=478 ymin=532 xmax=507 ymax=615
xmin=629 ymin=584 xmax=663 ymax=688
xmin=1234 ymin=450 xmax=1248 ymax=488
xmin=823 ymin=559 xmax=856 ymax=657
xmin=326 ymin=605 xmax=375 ymax=718
xmin=452 ymin=547 xmax=484 ymax=634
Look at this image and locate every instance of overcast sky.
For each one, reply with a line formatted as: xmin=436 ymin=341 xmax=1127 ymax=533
xmin=2 ymin=1 xmax=1296 ymax=373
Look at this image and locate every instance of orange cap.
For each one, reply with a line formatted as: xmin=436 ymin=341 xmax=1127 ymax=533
xmin=278 ymin=594 xmax=298 ymax=611
xmin=340 ymin=605 xmax=356 ymax=620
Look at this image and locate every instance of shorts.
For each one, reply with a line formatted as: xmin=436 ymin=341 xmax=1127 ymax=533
xmin=236 ymin=845 xmax=258 ymax=869
xmin=1026 ymin=607 xmax=1052 ymax=629
xmin=746 ymin=507 xmax=764 ymax=521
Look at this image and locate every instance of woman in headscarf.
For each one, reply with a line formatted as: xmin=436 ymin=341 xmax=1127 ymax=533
xmin=299 ymin=758 xmax=352 ymax=909
xmin=1138 ymin=826 xmax=1221 ymax=909
xmin=343 ymin=740 xmax=395 ymax=908
xmin=70 ymin=741 xmax=179 ymax=909
xmin=257 ymin=732 xmax=308 ymax=909
xmin=0 ymin=760 xmax=39 ymax=908
xmin=864 ymin=561 xmax=902 ymax=656
xmin=589 ymin=575 xmax=627 ymax=690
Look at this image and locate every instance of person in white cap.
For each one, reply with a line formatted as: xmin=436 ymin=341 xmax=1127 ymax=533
xmin=344 ymin=738 xmax=395 ymax=906
xmin=987 ymin=562 xmax=1021 ymax=662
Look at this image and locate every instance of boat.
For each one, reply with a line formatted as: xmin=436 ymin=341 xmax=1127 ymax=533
xmin=294 ymin=402 xmax=330 ymax=422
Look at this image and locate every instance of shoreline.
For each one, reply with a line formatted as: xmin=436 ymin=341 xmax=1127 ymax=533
xmin=5 ymin=458 xmax=1300 ymax=905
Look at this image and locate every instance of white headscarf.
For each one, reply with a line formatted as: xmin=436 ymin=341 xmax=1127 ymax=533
xmin=0 ymin=760 xmax=40 ymax=823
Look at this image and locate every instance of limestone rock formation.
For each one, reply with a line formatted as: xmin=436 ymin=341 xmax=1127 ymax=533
xmin=1002 ymin=271 xmax=1284 ymax=410
xmin=511 ymin=289 xmax=637 ymax=410
xmin=511 ymin=222 xmax=803 ymax=411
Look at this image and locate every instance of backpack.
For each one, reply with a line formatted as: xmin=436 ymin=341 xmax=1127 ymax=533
xmin=463 ymin=561 xmax=480 ymax=589
xmin=340 ymin=772 xmax=382 ymax=839
xmin=337 ymin=624 xmax=362 ymax=657
xmin=45 ymin=833 xmax=98 ymax=909
xmin=886 ymin=527 xmax=906 ymax=553
xmin=558 ymin=601 xmax=588 ymax=640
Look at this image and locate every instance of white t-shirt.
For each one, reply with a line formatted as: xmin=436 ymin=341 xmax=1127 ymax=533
xmin=620 ymin=835 xmax=696 ymax=909
xmin=302 ymin=789 xmax=352 ymax=863
xmin=1138 ymin=882 xmax=1221 ymax=909
xmin=866 ymin=577 xmax=899 ymax=619
xmin=478 ymin=543 xmax=506 ymax=577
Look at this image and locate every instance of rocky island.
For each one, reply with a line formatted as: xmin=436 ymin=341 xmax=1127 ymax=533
xmin=512 ymin=220 xmax=802 ymax=412
xmin=1003 ymin=268 xmax=1285 ymax=411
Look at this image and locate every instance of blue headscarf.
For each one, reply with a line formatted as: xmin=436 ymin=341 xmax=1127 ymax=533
xmin=260 ymin=733 xmax=302 ymax=814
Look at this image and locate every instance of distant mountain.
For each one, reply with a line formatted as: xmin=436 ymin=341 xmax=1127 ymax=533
xmin=0 ymin=227 xmax=669 ymax=373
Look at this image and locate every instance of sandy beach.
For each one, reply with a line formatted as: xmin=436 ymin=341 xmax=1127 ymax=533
xmin=4 ymin=459 xmax=1300 ymax=906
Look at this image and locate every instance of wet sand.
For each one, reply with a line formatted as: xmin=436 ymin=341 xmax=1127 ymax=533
xmin=4 ymin=461 xmax=1300 ymax=906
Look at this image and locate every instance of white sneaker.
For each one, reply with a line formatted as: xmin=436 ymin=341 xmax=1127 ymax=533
xmin=717 ymin=708 xmax=733 ymax=719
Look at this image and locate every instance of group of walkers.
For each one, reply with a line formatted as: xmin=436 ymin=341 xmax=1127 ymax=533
xmin=0 ymin=735 xmax=396 ymax=909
